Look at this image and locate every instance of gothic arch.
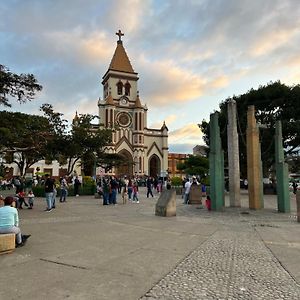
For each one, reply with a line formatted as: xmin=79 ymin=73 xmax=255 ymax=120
xmin=116 ymin=149 xmax=133 ymax=177
xmin=149 ymin=154 xmax=161 ymax=178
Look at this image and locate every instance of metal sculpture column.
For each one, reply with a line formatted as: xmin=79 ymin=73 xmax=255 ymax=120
xmin=246 ymin=106 xmax=263 ymax=209
xmin=275 ymin=120 xmax=290 ymax=213
xmin=209 ymin=112 xmax=224 ymax=211
xmin=227 ymin=100 xmax=241 ymax=207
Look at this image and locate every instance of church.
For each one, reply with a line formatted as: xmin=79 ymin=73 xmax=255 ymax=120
xmin=2 ymin=31 xmax=169 ymax=179
xmin=97 ymin=30 xmax=169 ymax=178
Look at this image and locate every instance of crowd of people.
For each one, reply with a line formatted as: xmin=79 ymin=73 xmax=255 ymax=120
xmin=0 ymin=173 xmax=213 ymax=250
xmin=96 ymin=175 xmax=167 ymax=206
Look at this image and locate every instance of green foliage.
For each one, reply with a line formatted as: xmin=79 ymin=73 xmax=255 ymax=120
xmin=199 ymin=81 xmax=300 ymax=177
xmin=82 ymin=176 xmax=94 ymax=186
xmin=41 ymin=104 xmax=112 ymax=175
xmin=32 ymin=185 xmax=45 ymax=197
xmin=96 ymin=153 xmax=129 ymax=173
xmin=0 ymin=111 xmax=55 ymax=175
xmin=177 ymin=155 xmax=209 ymax=177
xmin=32 ymin=182 xmax=96 ymax=197
xmin=40 ymin=105 xmax=112 ymax=175
xmin=201 ymin=176 xmax=210 ymax=186
xmin=171 ymin=176 xmax=182 ymax=186
xmin=0 ymin=64 xmax=42 ymax=107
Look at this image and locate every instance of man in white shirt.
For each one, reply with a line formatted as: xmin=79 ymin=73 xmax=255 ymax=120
xmin=184 ymin=179 xmax=192 ymax=204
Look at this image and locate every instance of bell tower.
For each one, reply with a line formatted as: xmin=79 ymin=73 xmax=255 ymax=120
xmin=97 ymin=31 xmax=168 ymax=177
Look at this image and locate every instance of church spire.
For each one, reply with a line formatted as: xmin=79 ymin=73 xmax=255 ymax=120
xmin=108 ymin=30 xmax=135 ymax=73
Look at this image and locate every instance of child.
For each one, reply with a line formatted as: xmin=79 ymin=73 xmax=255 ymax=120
xmin=205 ymin=195 xmax=211 ymax=211
xmin=27 ymin=190 xmax=35 ymax=209
xmin=132 ymin=183 xmax=139 ymax=203
xmin=122 ymin=185 xmax=128 ymax=204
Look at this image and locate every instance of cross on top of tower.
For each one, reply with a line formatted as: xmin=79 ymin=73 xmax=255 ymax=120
xmin=116 ymin=29 xmax=124 ymax=42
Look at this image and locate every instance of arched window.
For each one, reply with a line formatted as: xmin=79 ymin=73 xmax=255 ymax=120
xmin=117 ymin=81 xmax=123 ymax=95
xmin=125 ymin=82 xmax=131 ymax=96
xmin=104 ymin=83 xmax=108 ymax=98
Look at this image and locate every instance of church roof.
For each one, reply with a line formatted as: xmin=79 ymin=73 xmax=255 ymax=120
xmin=109 ymin=40 xmax=135 ymax=73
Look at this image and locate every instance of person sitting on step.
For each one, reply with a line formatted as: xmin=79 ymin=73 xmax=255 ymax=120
xmin=0 ymin=196 xmax=31 ymax=247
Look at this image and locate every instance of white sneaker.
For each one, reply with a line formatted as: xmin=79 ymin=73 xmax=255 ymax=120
xmin=136 ymin=201 xmax=140 ymax=203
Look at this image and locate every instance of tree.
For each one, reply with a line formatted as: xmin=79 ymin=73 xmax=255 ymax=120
xmin=96 ymin=153 xmax=129 ymax=173
xmin=176 ymin=155 xmax=209 ymax=178
xmin=0 ymin=64 xmax=42 ymax=107
xmin=199 ymin=81 xmax=300 ymax=177
xmin=41 ymin=105 xmax=113 ymax=175
xmin=0 ymin=111 xmax=54 ymax=175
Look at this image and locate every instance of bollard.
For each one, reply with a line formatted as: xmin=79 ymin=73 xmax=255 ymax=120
xmin=297 ymin=190 xmax=300 ymax=223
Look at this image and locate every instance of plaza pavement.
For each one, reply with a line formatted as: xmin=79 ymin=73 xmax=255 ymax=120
xmin=0 ymin=188 xmax=299 ymax=300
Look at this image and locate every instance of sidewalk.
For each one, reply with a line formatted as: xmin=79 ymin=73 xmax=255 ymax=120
xmin=0 ymin=189 xmax=299 ymax=299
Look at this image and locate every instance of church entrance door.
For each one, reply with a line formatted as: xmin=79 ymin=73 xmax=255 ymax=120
xmin=116 ymin=149 xmax=133 ymax=177
xmin=149 ymin=155 xmax=161 ymax=177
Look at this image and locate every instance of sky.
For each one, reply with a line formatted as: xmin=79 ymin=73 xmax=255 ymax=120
xmin=1 ymin=0 xmax=300 ymax=153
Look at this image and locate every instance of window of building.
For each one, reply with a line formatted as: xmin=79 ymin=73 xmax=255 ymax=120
xmin=117 ymin=81 xmax=123 ymax=95
xmin=104 ymin=83 xmax=108 ymax=98
xmin=125 ymin=82 xmax=131 ymax=96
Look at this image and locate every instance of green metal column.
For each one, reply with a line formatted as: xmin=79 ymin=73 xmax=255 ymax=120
xmin=275 ymin=121 xmax=290 ymax=213
xmin=209 ymin=112 xmax=224 ymax=211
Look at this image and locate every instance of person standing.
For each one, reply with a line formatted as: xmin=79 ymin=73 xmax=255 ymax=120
xmin=74 ymin=176 xmax=81 ymax=197
xmin=27 ymin=190 xmax=35 ymax=209
xmin=102 ymin=177 xmax=110 ymax=205
xmin=60 ymin=176 xmax=68 ymax=203
xmin=110 ymin=176 xmax=118 ymax=205
xmin=184 ymin=179 xmax=192 ymax=204
xmin=146 ymin=177 xmax=154 ymax=198
xmin=127 ymin=178 xmax=133 ymax=202
xmin=52 ymin=182 xmax=58 ymax=209
xmin=132 ymin=182 xmax=139 ymax=203
xmin=44 ymin=174 xmax=55 ymax=211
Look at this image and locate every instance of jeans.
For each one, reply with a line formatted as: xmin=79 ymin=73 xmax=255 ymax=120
xmin=111 ymin=189 xmax=117 ymax=204
xmin=133 ymin=193 xmax=139 ymax=202
xmin=127 ymin=187 xmax=133 ymax=200
xmin=45 ymin=192 xmax=54 ymax=209
xmin=60 ymin=189 xmax=67 ymax=202
xmin=103 ymin=192 xmax=109 ymax=205
xmin=0 ymin=226 xmax=22 ymax=244
xmin=184 ymin=193 xmax=189 ymax=204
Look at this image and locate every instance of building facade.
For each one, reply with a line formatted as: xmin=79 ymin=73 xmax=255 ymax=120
xmin=97 ymin=31 xmax=168 ymax=177
xmin=2 ymin=31 xmax=168 ymax=179
xmin=168 ymin=153 xmax=189 ymax=178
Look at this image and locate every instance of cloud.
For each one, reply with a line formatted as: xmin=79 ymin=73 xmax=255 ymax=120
xmin=137 ymin=56 xmax=206 ymax=105
xmin=1 ymin=0 xmax=300 ymax=149
xmin=250 ymin=28 xmax=299 ymax=57
xmin=169 ymin=123 xmax=203 ymax=145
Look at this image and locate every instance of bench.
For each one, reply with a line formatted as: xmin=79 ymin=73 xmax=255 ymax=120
xmin=0 ymin=233 xmax=15 ymax=255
